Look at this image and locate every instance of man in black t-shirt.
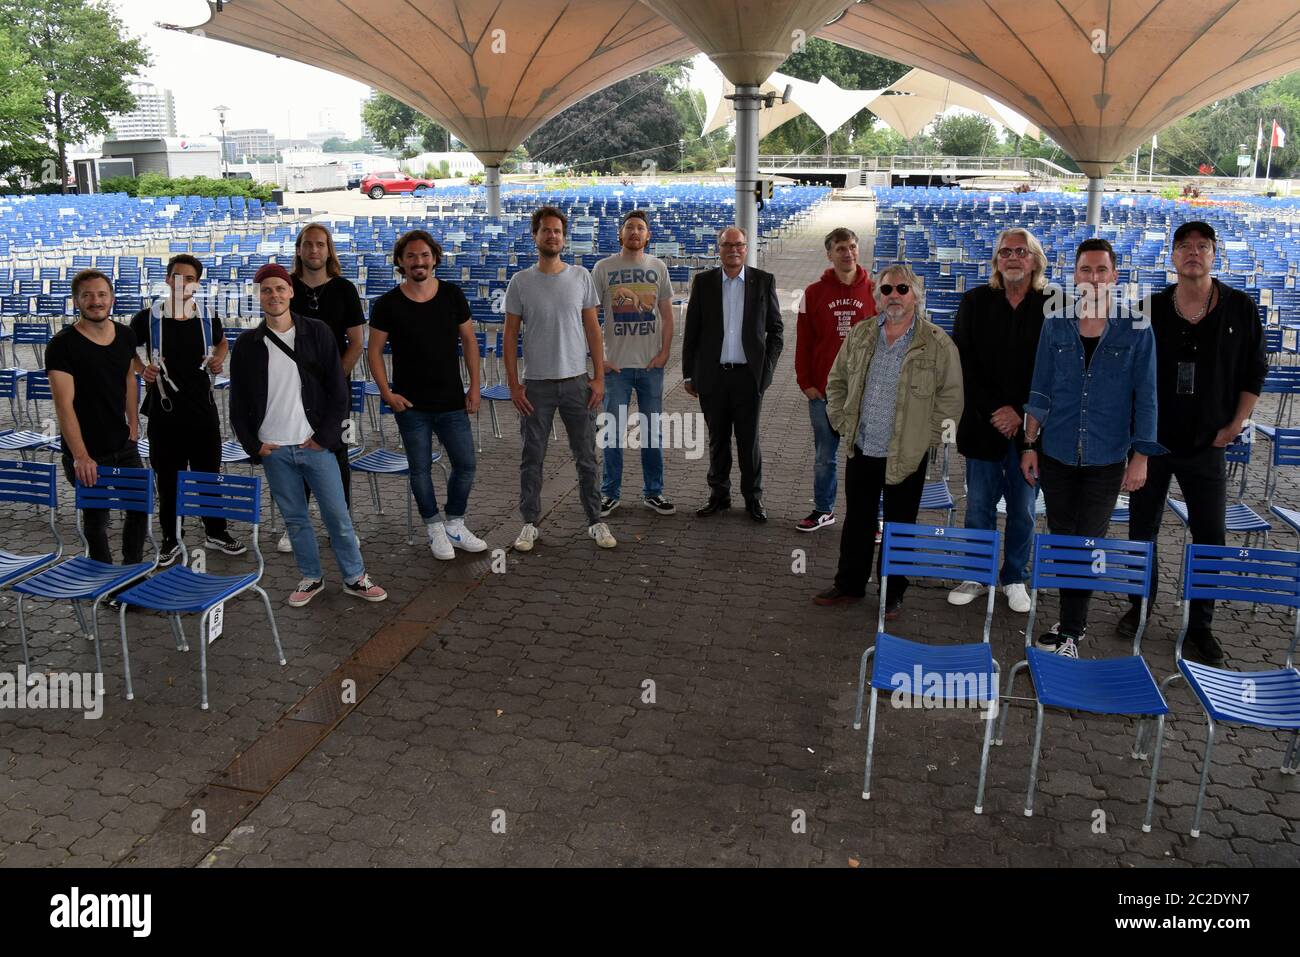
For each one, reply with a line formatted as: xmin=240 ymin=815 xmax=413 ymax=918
xmin=130 ymin=254 xmax=245 ymax=565
xmin=285 ymin=223 xmax=364 ymax=551
xmin=47 ymin=270 xmax=145 ymax=565
xmin=1123 ymin=222 xmax=1267 ymax=665
xmin=368 ymin=230 xmax=485 ymax=561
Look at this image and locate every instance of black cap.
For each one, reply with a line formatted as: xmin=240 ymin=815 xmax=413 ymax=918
xmin=1173 ymin=221 xmax=1216 ymax=245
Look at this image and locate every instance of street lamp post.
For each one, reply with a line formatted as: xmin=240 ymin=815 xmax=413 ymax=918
xmin=215 ymin=104 xmax=230 ymax=177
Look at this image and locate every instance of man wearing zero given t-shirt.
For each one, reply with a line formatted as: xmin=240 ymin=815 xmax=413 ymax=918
xmin=505 ymin=205 xmax=615 ymax=552
xmin=368 ymin=229 xmax=486 ymax=561
xmin=590 ymin=209 xmax=676 ymax=517
xmin=130 ymin=254 xmax=245 ymax=565
xmin=288 ymin=223 xmax=364 ymax=552
xmin=46 ymin=270 xmax=146 ymax=565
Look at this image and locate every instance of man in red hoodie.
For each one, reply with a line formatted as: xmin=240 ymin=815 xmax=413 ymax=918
xmin=794 ymin=227 xmax=876 ymax=531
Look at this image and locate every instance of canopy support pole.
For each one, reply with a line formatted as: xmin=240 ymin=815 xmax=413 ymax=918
xmin=731 ymin=84 xmax=761 ymax=267
xmin=485 ymin=165 xmax=501 ymax=218
xmin=1086 ymin=176 xmax=1103 ymax=227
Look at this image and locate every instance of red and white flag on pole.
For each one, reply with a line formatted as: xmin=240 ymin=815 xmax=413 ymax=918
xmin=1258 ymin=118 xmax=1265 ymax=151
xmin=1272 ymin=120 xmax=1287 ymax=149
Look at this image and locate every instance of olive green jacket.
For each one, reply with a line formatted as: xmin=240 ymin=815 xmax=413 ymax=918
xmin=825 ymin=314 xmax=964 ymax=485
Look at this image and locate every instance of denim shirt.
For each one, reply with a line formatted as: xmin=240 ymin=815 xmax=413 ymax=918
xmin=1024 ymin=312 xmax=1165 ymax=467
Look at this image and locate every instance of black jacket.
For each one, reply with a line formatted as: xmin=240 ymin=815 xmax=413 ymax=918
xmin=229 ymin=313 xmax=348 ymax=463
xmin=682 ymin=266 xmax=784 ymax=394
xmin=952 ymin=284 xmax=1046 ymax=461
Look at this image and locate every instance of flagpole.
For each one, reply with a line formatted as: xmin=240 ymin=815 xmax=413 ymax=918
xmin=1133 ymin=145 xmax=1140 ymax=182
xmin=1266 ymin=121 xmax=1276 ymax=181
xmin=1253 ymin=118 xmax=1263 ymax=179
xmin=1148 ymin=134 xmax=1156 ymax=182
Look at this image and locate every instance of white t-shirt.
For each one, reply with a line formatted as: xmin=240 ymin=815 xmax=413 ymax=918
xmin=258 ymin=325 xmax=315 ymax=446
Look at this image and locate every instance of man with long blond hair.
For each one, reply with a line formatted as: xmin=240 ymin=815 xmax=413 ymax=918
xmin=947 ymin=227 xmax=1049 ymax=614
xmin=280 ymin=222 xmax=366 ymax=551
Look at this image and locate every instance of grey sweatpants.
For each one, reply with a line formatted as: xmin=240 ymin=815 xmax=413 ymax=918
xmin=519 ymin=375 xmax=602 ymax=525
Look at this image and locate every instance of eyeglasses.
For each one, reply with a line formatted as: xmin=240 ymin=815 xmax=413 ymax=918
xmin=1174 ymin=241 xmax=1214 ymax=255
xmin=997 ymin=246 xmax=1030 ymax=258
xmin=720 ymin=242 xmax=747 ymax=250
xmin=879 ymin=283 xmax=910 ymax=296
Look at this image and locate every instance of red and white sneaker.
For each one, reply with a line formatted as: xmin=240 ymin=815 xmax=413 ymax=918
xmin=796 ymin=510 xmax=835 ymax=532
xmin=288 ymin=577 xmax=324 ymax=607
xmin=343 ymin=574 xmax=387 ymax=602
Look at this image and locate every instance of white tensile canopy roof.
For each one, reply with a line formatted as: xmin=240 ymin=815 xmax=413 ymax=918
xmin=699 ymin=67 xmax=880 ymax=139
xmin=176 ymin=0 xmax=1300 ymax=177
xmin=819 ymin=0 xmax=1300 ymax=178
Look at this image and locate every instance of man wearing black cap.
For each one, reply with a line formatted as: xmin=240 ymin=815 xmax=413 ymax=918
xmin=1121 ymin=221 xmax=1267 ymax=664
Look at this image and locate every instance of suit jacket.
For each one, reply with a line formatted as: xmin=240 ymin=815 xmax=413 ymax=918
xmin=682 ymin=266 xmax=784 ymax=395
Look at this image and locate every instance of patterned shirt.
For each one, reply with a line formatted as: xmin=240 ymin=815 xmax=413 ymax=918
xmin=856 ymin=316 xmax=915 ymax=455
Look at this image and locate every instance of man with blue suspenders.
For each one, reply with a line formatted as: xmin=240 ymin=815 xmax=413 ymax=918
xmin=130 ymin=254 xmax=246 ymax=565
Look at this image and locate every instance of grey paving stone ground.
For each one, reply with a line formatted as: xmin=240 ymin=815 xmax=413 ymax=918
xmin=2 ymin=197 xmax=1298 ymax=867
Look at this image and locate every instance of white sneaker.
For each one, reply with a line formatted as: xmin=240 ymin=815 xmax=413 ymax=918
xmin=277 ymin=531 xmax=293 ymax=553
xmin=947 ymin=580 xmax=983 ymax=606
xmin=1003 ymin=582 xmax=1031 ymax=613
xmin=427 ymin=522 xmax=455 ymax=560
xmin=445 ymin=518 xmax=487 ymax=552
xmin=588 ymin=522 xmax=617 ymax=548
xmin=514 ymin=523 xmax=539 ymax=552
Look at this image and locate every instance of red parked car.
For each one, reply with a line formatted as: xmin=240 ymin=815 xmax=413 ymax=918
xmin=360 ymin=171 xmax=436 ymax=199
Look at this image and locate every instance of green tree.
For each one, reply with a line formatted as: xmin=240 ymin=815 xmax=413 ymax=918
xmin=0 ymin=26 xmax=46 ymax=184
xmin=322 ymin=135 xmax=376 ymax=153
xmin=930 ymin=113 xmax=998 ymax=156
xmin=361 ymin=92 xmax=451 ymax=153
xmin=525 ymin=65 xmax=684 ymax=173
xmin=0 ymin=0 xmax=150 ymax=192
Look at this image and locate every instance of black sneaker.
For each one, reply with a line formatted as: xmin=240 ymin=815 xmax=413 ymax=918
xmin=599 ymin=496 xmax=620 ymax=518
xmin=813 ymin=585 xmax=862 ymax=606
xmin=642 ymin=494 xmax=676 ymax=515
xmin=1036 ymin=627 xmax=1085 ymax=653
xmin=157 ymin=540 xmax=181 ymax=567
xmin=1185 ymin=628 xmax=1225 ymax=667
xmin=796 ymin=510 xmax=836 ymax=532
xmin=205 ymin=531 xmax=248 ymax=556
xmin=1116 ymin=604 xmax=1141 ymax=641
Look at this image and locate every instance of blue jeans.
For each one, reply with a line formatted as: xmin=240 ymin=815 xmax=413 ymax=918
xmin=601 ymin=367 xmax=664 ymax=499
xmin=963 ymin=442 xmax=1034 ymax=585
xmin=808 ymin=398 xmax=839 ymax=513
xmin=262 ymin=444 xmax=365 ymax=583
xmin=394 ymin=408 xmax=476 ymax=522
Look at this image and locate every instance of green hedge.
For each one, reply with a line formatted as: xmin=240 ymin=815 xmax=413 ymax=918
xmin=99 ymin=172 xmax=275 ymax=202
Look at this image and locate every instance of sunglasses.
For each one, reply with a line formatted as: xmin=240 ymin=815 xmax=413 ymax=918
xmin=997 ymin=246 xmax=1030 ymax=258
xmin=879 ymin=283 xmax=910 ymax=296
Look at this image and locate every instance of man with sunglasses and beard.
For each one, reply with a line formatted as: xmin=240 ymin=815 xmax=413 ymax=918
xmin=814 ymin=265 xmax=963 ymax=615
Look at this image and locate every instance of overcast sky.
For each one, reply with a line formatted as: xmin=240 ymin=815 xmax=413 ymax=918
xmin=118 ymin=0 xmax=372 ymax=139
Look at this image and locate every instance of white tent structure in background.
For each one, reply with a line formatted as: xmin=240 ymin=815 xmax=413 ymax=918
xmin=699 ymin=62 xmax=1039 ymax=145
xmin=699 ymin=66 xmax=880 ymax=140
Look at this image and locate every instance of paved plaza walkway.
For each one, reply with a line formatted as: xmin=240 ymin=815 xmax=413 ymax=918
xmin=1 ymin=197 xmax=1297 ymax=867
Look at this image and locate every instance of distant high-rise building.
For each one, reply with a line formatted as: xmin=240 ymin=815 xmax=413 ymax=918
xmin=108 ymin=83 xmax=177 ymax=140
xmin=224 ymin=129 xmax=276 ymax=162
xmin=306 ymin=128 xmax=347 ymax=148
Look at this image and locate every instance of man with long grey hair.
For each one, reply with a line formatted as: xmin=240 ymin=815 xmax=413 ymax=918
xmin=947 ymin=227 xmax=1049 ymax=614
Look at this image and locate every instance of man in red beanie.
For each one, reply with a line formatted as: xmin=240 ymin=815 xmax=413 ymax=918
xmin=793 ymin=227 xmax=876 ymax=532
xmin=229 ymin=263 xmax=387 ymax=606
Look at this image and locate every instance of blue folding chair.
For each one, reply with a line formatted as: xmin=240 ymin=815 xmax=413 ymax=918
xmin=1263 ymin=427 xmax=1300 ymax=507
xmin=12 ymin=466 xmax=158 ymax=679
xmin=995 ymin=534 xmax=1167 ymax=826
xmin=1150 ymin=543 xmax=1300 ymax=837
xmin=349 ymin=399 xmax=445 ymax=545
xmin=114 ymin=471 xmax=285 ymax=710
xmin=0 ymin=459 xmax=64 ymax=591
xmin=853 ymin=523 xmax=1001 ymax=812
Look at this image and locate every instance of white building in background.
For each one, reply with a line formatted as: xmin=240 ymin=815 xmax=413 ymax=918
xmin=305 ymin=128 xmax=347 ymax=147
xmin=108 ymin=83 xmax=177 ymax=140
xmin=403 ymin=151 xmax=484 ymax=177
xmin=224 ymin=128 xmax=276 ymax=162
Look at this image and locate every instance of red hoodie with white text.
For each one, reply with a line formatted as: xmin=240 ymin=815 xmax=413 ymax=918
xmin=795 ymin=266 xmax=876 ymax=395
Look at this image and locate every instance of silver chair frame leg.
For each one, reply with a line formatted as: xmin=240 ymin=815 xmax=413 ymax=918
xmin=1283 ymin=729 xmax=1300 ymax=773
xmin=974 ymin=691 xmax=997 ymax=814
xmin=1190 ymin=717 xmax=1218 ymax=838
xmin=995 ymin=659 xmax=1029 ymax=745
xmin=852 ymin=646 xmax=876 ymax=730
xmin=862 ymin=686 xmax=880 ymax=799
xmin=1024 ymin=702 xmax=1046 ymax=817
xmin=252 ymin=585 xmax=287 ymax=666
xmin=1142 ymin=714 xmax=1168 ymax=832
xmin=118 ymin=602 xmax=134 ymax=700
xmin=17 ymin=593 xmax=32 ymax=680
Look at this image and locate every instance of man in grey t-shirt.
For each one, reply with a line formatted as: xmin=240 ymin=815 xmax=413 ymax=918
xmin=504 ymin=205 xmax=615 ymax=552
xmin=590 ymin=210 xmax=676 ymax=518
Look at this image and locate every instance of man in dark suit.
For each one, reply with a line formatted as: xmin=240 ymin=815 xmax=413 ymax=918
xmin=682 ymin=226 xmax=784 ymax=521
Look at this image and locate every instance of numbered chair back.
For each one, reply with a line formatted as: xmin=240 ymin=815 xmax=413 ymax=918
xmin=1265 ymin=428 xmax=1300 ymax=506
xmin=1027 ymin=535 xmax=1156 ymax=654
xmin=1179 ymin=544 xmax=1300 ymax=667
xmin=0 ymin=459 xmax=62 ymax=558
xmin=879 ymin=523 xmax=1000 ymax=641
xmin=75 ymin=466 xmax=157 ymax=560
xmin=175 ymin=470 xmax=264 ymax=573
